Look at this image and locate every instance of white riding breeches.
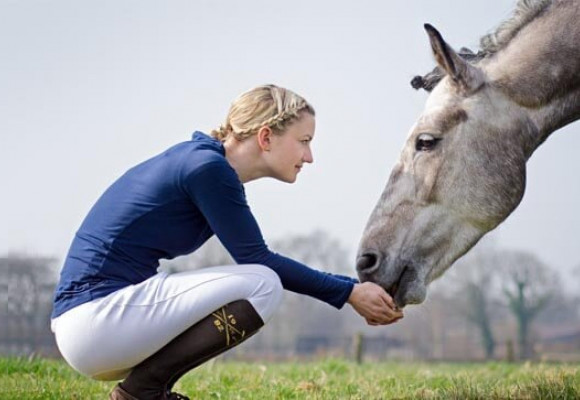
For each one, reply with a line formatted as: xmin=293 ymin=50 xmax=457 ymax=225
xmin=51 ymin=264 xmax=283 ymax=381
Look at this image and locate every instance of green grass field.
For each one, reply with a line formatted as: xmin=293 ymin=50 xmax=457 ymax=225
xmin=1 ymin=357 xmax=579 ymax=399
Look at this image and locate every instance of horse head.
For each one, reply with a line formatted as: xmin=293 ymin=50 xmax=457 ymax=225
xmin=357 ymin=24 xmax=536 ymax=307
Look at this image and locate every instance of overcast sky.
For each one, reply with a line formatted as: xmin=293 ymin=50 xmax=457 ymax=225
xmin=2 ymin=0 xmax=579 ymax=286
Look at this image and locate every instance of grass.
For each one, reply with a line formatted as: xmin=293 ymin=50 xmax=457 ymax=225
xmin=1 ymin=357 xmax=579 ymax=399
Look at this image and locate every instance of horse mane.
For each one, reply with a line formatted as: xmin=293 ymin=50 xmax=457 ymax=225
xmin=411 ymin=0 xmax=554 ymax=92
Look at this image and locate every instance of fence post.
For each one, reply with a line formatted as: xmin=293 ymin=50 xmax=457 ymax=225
xmin=353 ymin=332 xmax=364 ymax=364
xmin=506 ymin=339 xmax=515 ymax=362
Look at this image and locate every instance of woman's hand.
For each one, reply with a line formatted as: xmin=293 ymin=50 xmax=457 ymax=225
xmin=347 ymin=282 xmax=403 ymax=326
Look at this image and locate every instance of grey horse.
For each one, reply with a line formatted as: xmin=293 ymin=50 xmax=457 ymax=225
xmin=357 ymin=0 xmax=580 ymax=307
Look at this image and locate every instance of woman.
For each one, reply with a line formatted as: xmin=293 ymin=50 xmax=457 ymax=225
xmin=51 ymin=84 xmax=403 ymax=400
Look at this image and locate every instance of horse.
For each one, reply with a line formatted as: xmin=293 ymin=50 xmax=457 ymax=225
xmin=356 ymin=0 xmax=580 ymax=307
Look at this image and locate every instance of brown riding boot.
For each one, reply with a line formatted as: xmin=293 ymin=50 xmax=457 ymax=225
xmin=110 ymin=299 xmax=264 ymax=400
xmin=109 ymin=384 xmax=140 ymax=400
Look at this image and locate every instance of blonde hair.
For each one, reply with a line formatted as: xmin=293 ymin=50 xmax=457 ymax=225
xmin=211 ymin=84 xmax=315 ymax=142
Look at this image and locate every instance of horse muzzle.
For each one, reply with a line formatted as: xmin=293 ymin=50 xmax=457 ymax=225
xmin=356 ymin=252 xmax=427 ymax=307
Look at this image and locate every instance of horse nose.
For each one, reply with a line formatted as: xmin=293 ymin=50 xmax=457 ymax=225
xmin=356 ymin=251 xmax=381 ymax=274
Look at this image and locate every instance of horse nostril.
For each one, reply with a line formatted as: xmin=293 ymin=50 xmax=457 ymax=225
xmin=356 ymin=252 xmax=380 ymax=273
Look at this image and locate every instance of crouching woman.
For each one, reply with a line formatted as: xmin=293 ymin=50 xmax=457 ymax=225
xmin=51 ymin=84 xmax=403 ymax=400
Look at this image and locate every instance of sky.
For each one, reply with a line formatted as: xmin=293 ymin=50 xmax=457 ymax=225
xmin=1 ymin=0 xmax=579 ymax=287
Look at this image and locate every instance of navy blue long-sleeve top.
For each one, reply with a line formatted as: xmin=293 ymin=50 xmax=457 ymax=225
xmin=51 ymin=132 xmax=357 ymax=319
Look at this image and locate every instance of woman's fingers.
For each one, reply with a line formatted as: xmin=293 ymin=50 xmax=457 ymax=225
xmin=364 ymin=303 xmax=400 ymax=324
xmin=369 ymin=286 xmax=403 ymax=322
xmin=379 ymin=289 xmax=397 ymax=309
xmin=348 ymin=282 xmax=404 ymax=325
xmin=384 ymin=306 xmax=404 ymax=320
xmin=377 ymin=288 xmax=403 ymax=315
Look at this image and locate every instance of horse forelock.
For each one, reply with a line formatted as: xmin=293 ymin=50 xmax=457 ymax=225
xmin=412 ymin=0 xmax=555 ymax=92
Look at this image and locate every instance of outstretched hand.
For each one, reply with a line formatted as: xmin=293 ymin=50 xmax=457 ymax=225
xmin=347 ymin=282 xmax=403 ymax=326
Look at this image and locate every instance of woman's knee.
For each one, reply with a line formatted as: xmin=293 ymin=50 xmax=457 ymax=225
xmin=245 ymin=264 xmax=283 ymax=297
xmin=246 ymin=263 xmax=281 ymax=285
xmin=241 ymin=264 xmax=283 ymax=322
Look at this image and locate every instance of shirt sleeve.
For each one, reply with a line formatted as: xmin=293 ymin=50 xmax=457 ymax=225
xmin=184 ymin=161 xmax=355 ymax=309
xmin=324 ymin=272 xmax=359 ymax=284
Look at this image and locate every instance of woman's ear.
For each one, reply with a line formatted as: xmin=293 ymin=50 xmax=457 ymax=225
xmin=257 ymin=126 xmax=273 ymax=151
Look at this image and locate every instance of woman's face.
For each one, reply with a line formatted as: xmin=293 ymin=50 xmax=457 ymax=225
xmin=267 ymin=113 xmax=315 ymax=183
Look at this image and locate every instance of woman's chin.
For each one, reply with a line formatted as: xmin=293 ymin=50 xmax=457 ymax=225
xmin=276 ymin=174 xmax=297 ymax=184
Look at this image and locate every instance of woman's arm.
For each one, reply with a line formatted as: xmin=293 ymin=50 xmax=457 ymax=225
xmin=185 ymin=161 xmax=355 ymax=308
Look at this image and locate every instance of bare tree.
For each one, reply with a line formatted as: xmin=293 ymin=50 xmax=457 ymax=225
xmin=443 ymin=238 xmax=501 ymax=359
xmin=462 ymin=281 xmax=496 ymax=358
xmin=499 ymin=250 xmax=559 ymax=360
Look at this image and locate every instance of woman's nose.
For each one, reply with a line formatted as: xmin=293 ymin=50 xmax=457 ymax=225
xmin=303 ymin=147 xmax=314 ymax=163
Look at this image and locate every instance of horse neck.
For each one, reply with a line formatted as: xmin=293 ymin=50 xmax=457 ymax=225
xmin=484 ymin=0 xmax=580 ymax=154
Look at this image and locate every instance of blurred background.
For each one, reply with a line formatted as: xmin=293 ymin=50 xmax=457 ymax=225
xmin=2 ymin=0 xmax=579 ymax=361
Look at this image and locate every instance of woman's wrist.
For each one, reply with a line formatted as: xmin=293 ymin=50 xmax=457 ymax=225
xmin=347 ymin=283 xmax=360 ymax=304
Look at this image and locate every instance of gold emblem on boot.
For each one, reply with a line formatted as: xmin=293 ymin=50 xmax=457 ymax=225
xmin=212 ymin=306 xmax=246 ymax=346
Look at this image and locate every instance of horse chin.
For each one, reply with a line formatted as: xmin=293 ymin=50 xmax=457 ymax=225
xmin=393 ymin=281 xmax=427 ymax=308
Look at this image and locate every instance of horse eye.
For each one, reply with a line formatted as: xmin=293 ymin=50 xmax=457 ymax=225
xmin=415 ymin=134 xmax=440 ymax=151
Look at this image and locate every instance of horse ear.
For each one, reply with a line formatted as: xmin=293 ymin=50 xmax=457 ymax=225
xmin=424 ymin=24 xmax=484 ymax=93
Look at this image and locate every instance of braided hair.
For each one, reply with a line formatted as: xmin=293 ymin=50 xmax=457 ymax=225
xmin=211 ymin=84 xmax=315 ymax=142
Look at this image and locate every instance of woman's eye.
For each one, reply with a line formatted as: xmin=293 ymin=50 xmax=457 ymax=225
xmin=415 ymin=133 xmax=440 ymax=151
